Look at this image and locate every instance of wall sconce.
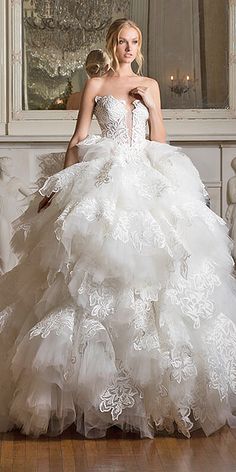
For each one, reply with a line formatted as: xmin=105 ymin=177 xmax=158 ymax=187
xmin=170 ymin=73 xmax=195 ymax=96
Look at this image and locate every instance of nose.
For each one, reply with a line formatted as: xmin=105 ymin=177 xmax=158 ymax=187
xmin=125 ymin=42 xmax=131 ymax=51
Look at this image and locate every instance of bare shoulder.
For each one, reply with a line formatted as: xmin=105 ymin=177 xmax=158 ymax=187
xmin=82 ymin=76 xmax=107 ymax=97
xmin=141 ymin=76 xmax=160 ymax=91
xmin=140 ymin=76 xmax=162 ymax=108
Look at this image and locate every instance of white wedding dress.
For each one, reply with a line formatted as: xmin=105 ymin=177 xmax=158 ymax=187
xmin=1 ymin=94 xmax=236 ymax=439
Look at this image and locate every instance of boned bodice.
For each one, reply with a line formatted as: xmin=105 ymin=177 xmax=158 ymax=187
xmin=93 ymin=95 xmax=149 ymax=151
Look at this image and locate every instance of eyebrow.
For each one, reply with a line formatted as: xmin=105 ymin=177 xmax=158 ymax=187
xmin=119 ymin=37 xmax=138 ymax=40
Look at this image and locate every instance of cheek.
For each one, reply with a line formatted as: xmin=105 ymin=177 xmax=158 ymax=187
xmin=116 ymin=47 xmax=125 ymax=59
xmin=116 ymin=44 xmax=124 ymax=54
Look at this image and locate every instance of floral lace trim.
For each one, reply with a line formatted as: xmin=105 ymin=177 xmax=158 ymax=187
xmin=135 ymin=284 xmax=162 ymax=302
xmin=112 ymin=210 xmax=168 ymax=252
xmin=203 ymin=312 xmax=236 ymax=400
xmin=171 ymin=200 xmax=227 ymax=231
xmin=72 ymin=197 xmax=190 ymax=261
xmin=39 ymin=162 xmax=89 ymax=197
xmin=95 ymin=161 xmax=113 ymax=187
xmin=89 ymin=284 xmax=115 ymax=320
xmin=29 ymin=306 xmax=74 ymax=340
xmin=165 ymin=259 xmax=221 ymax=328
xmin=0 ymin=306 xmax=14 ymax=333
xmin=132 ymin=166 xmax=176 ymax=200
xmin=71 ymin=197 xmax=115 ymax=223
xmin=130 ymin=295 xmax=161 ymax=352
xmin=64 ymin=317 xmax=110 ymax=382
xmin=78 ymin=273 xmax=116 ymax=321
xmin=80 ymin=318 xmax=106 ymax=345
xmin=162 ymin=343 xmax=197 ymax=384
xmin=99 ymin=360 xmax=143 ymax=420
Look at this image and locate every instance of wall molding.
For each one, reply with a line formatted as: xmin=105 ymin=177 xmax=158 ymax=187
xmin=0 ymin=0 xmax=7 ymax=135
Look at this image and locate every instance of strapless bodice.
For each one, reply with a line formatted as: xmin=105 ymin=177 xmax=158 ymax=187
xmin=93 ymin=95 xmax=149 ymax=151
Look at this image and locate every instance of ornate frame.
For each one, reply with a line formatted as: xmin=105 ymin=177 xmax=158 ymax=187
xmin=1 ymin=0 xmax=236 ymax=138
xmin=0 ymin=0 xmax=7 ymax=135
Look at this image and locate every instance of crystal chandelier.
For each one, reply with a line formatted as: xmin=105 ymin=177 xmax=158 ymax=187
xmin=23 ymin=0 xmax=129 ymax=77
xmin=23 ymin=0 xmax=129 ymax=108
xmin=24 ymin=0 xmax=128 ymax=53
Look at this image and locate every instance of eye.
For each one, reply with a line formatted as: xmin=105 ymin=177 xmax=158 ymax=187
xmin=118 ymin=40 xmax=124 ymax=44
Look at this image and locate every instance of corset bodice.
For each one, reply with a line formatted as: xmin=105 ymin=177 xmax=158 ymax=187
xmin=93 ymin=95 xmax=149 ymax=151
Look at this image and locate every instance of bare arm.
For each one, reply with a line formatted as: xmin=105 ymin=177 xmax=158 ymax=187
xmin=38 ymin=78 xmax=98 ymax=212
xmin=63 ymin=78 xmax=98 ymax=168
xmin=148 ymin=80 xmax=166 ymax=144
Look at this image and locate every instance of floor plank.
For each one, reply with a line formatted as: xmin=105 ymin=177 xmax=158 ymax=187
xmin=0 ymin=432 xmax=14 ymax=472
xmin=1 ymin=425 xmax=236 ymax=472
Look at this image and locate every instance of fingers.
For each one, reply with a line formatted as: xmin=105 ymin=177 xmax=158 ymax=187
xmin=130 ymin=86 xmax=147 ymax=95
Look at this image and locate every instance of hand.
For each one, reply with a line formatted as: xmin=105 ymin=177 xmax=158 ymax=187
xmin=129 ymin=86 xmax=156 ymax=110
xmin=37 ymin=193 xmax=54 ymax=213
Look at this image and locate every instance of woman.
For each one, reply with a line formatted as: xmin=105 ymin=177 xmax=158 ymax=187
xmin=66 ymin=49 xmax=111 ymax=110
xmin=1 ymin=18 xmax=236 ymax=440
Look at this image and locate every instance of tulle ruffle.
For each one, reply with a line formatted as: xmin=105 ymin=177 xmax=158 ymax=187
xmin=0 ymin=136 xmax=236 ymax=439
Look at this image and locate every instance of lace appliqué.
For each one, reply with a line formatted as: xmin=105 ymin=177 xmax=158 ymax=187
xmin=130 ymin=295 xmax=160 ymax=351
xmin=80 ymin=318 xmax=106 ymax=344
xmin=132 ymin=166 xmax=175 ymax=200
xmin=203 ymin=312 xmax=236 ymax=399
xmin=166 ymin=259 xmax=221 ymax=328
xmin=78 ymin=274 xmax=116 ymax=321
xmin=94 ymin=95 xmax=148 ymax=152
xmin=72 ymin=197 xmax=116 ymax=224
xmin=95 ymin=160 xmax=113 ymax=187
xmin=112 ymin=211 xmax=167 ymax=252
xmin=70 ymin=197 xmax=169 ymax=253
xmin=135 ymin=284 xmax=162 ymax=302
xmin=190 ymin=375 xmax=219 ymax=428
xmin=67 ymin=196 xmax=190 ymax=279
xmin=0 ymin=306 xmax=14 ymax=333
xmin=39 ymin=162 xmax=89 ymax=197
xmin=29 ymin=306 xmax=74 ymax=340
xmin=100 ymin=361 xmax=143 ymax=420
xmin=54 ymin=201 xmax=83 ymax=241
xmin=63 ymin=316 xmax=110 ymax=381
xmin=171 ymin=201 xmax=227 ymax=231
xmin=162 ymin=343 xmax=197 ymax=384
xmin=54 ymin=197 xmax=117 ymax=242
xmin=89 ymin=284 xmax=115 ymax=320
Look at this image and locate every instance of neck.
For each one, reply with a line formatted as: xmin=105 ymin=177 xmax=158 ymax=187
xmin=110 ymin=63 xmax=136 ymax=78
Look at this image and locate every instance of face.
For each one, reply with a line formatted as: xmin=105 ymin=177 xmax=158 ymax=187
xmin=116 ymin=26 xmax=139 ymax=65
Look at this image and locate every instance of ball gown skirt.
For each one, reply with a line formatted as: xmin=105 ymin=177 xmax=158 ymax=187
xmin=1 ymin=95 xmax=236 ymax=439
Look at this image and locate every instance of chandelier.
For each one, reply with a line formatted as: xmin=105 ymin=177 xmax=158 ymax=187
xmin=169 ymin=69 xmax=197 ymax=96
xmin=24 ymin=0 xmax=128 ymax=52
xmin=23 ymin=0 xmax=129 ymax=77
xmin=22 ymin=0 xmax=129 ymax=108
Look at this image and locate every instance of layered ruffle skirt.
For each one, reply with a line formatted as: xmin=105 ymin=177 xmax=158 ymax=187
xmin=1 ymin=136 xmax=236 ymax=438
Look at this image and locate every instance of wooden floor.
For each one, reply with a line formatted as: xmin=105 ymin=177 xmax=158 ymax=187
xmin=1 ymin=424 xmax=236 ymax=472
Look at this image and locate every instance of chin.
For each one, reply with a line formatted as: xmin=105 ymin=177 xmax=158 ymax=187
xmin=122 ymin=58 xmax=134 ymax=63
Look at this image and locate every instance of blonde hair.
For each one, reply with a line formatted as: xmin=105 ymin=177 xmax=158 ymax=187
xmin=85 ymin=49 xmax=110 ymax=77
xmin=106 ymin=18 xmax=144 ymax=75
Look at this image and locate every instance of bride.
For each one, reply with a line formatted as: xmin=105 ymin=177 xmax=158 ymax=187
xmin=1 ymin=18 xmax=236 ymax=440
